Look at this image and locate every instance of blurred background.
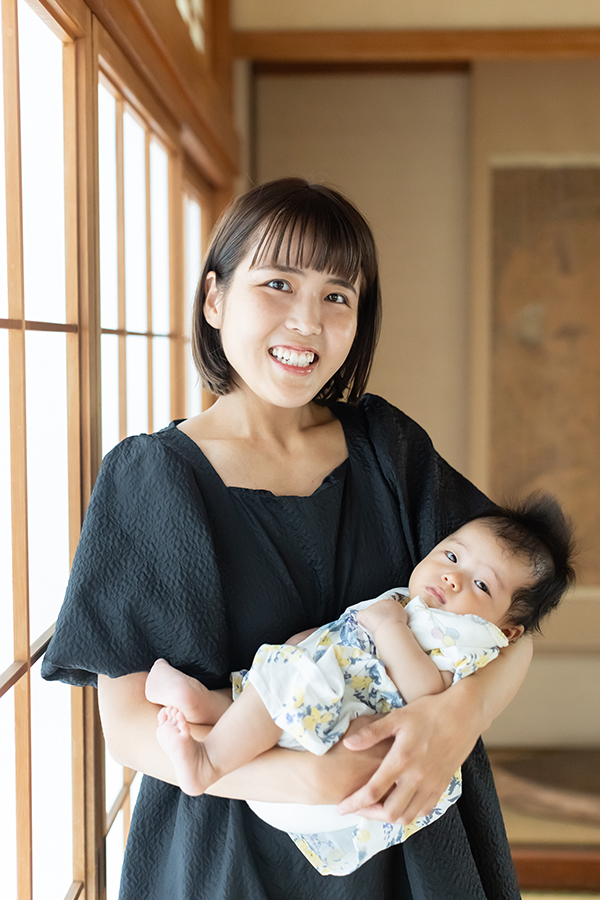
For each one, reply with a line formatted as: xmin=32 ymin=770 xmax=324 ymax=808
xmin=1 ymin=1 xmax=599 ymax=897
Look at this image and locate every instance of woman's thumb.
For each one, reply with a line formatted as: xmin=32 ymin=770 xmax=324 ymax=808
xmin=343 ymin=715 xmax=390 ymax=750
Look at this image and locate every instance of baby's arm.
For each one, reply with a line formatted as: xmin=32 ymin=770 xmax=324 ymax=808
xmin=357 ymin=599 xmax=452 ymax=702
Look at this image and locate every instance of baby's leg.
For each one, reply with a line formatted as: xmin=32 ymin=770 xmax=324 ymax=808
xmin=156 ymin=683 xmax=283 ymax=796
xmin=146 ymin=659 xmax=232 ymax=724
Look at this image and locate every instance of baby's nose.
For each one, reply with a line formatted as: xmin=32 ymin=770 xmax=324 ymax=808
xmin=442 ymin=573 xmax=459 ymax=590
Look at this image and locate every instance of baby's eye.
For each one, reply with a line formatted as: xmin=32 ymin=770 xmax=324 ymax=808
xmin=445 ymin=550 xmax=457 ymax=563
xmin=266 ymin=279 xmax=292 ymax=292
xmin=475 ymin=580 xmax=490 ymax=595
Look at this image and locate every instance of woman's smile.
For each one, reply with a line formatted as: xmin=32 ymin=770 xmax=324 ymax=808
xmin=268 ymin=345 xmax=319 ymax=372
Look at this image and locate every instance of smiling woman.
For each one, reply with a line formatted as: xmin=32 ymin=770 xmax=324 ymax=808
xmin=41 ymin=175 xmax=536 ymax=900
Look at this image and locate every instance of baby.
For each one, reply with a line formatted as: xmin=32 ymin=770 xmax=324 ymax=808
xmin=146 ymin=494 xmax=574 ymax=875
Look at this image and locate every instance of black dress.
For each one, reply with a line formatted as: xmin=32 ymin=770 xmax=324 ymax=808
xmin=42 ymin=395 xmax=520 ymax=900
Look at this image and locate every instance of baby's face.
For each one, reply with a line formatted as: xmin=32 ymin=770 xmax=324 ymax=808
xmin=408 ymin=521 xmax=532 ymax=637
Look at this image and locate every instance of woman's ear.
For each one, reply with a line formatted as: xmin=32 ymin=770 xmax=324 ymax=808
xmin=203 ymin=272 xmax=223 ymax=328
xmin=501 ymin=622 xmax=525 ymax=643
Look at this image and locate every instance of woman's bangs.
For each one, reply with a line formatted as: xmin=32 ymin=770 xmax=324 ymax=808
xmin=250 ymin=206 xmax=363 ymax=286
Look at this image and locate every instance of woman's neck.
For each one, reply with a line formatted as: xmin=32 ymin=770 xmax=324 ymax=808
xmin=178 ymin=389 xmax=347 ymax=495
xmin=200 ymin=389 xmax=332 ymax=450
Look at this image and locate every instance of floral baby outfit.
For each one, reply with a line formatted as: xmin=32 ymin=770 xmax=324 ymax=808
xmin=233 ymin=589 xmax=508 ymax=876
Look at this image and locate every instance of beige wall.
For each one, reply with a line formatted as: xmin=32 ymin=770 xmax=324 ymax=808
xmin=234 ymin=0 xmax=600 ymax=30
xmin=471 ymin=59 xmax=600 ymax=746
xmin=255 ymin=72 xmax=470 ymax=472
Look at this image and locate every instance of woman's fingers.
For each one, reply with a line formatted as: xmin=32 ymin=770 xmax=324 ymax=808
xmin=337 ymin=745 xmax=405 ymax=815
xmin=339 ymin=694 xmax=479 ymax=823
xmin=343 ymin=712 xmax=396 ymax=750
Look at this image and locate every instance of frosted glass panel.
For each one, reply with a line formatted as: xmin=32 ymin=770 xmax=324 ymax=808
xmin=123 ymin=112 xmax=147 ymax=334
xmin=187 ymin=346 xmax=202 ymax=417
xmin=105 ymin=748 xmax=123 ymax=815
xmin=0 ymin=331 xmax=13 ymax=672
xmin=185 ymin=196 xmax=201 ymax=333
xmin=31 ymin=663 xmax=72 ymax=900
xmin=0 ymin=30 xmax=7 ymax=319
xmin=99 ymin=84 xmax=119 ymax=330
xmin=153 ymin=336 xmax=170 ymax=431
xmin=150 ymin=141 xmax=170 ymax=335
xmin=126 ymin=335 xmax=148 ymax=436
xmin=185 ymin=197 xmax=202 ymax=416
xmin=106 ymin=809 xmax=124 ymax=900
xmin=0 ymin=689 xmax=17 ymax=900
xmin=101 ymin=333 xmax=120 ymax=458
xmin=18 ymin=0 xmax=66 ymax=324
xmin=25 ymin=331 xmax=69 ymax=642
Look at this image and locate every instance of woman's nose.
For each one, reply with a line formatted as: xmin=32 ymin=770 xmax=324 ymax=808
xmin=286 ymin=295 xmax=322 ymax=335
xmin=442 ymin=572 xmax=460 ymax=591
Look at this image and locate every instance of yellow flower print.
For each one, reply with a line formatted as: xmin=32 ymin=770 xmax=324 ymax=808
xmin=350 ymin=675 xmax=372 ymax=691
xmin=230 ymin=672 xmax=244 ymax=698
xmin=318 ymin=630 xmax=332 ymax=648
xmin=303 ymin=706 xmax=334 ymax=732
xmin=333 ymin=645 xmax=350 ymax=667
xmin=401 ymin=818 xmax=422 ymax=841
xmin=293 ymin=839 xmax=332 ymax=875
xmin=292 ymin=686 xmax=305 ymax=708
xmin=354 ymin=829 xmax=370 ymax=843
xmin=376 ymin=698 xmax=391 ymax=713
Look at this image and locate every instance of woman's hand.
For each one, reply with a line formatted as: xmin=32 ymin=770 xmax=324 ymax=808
xmin=337 ymin=635 xmax=533 ymax=824
xmin=337 ymin=692 xmax=477 ymax=824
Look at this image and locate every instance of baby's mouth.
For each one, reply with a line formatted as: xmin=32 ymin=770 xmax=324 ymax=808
xmin=427 ymin=586 xmax=446 ymax=605
xmin=269 ymin=347 xmax=318 ymax=368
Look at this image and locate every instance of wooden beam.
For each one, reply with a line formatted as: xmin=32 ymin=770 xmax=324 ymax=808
xmin=233 ymin=28 xmax=600 ymax=64
xmin=86 ymin=0 xmax=237 ymax=184
xmin=254 ymin=61 xmax=469 ymax=76
xmin=512 ymin=845 xmax=600 ymax=891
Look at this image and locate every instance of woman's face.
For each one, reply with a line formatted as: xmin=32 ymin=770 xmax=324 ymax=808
xmin=203 ymin=248 xmax=359 ymax=409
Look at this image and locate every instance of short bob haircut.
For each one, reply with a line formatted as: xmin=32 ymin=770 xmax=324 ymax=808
xmin=191 ymin=178 xmax=381 ymax=404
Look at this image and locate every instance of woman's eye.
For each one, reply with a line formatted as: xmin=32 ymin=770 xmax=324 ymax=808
xmin=475 ymin=580 xmax=490 ymax=595
xmin=266 ymin=279 xmax=291 ymax=292
xmin=326 ymin=292 xmax=348 ymax=305
xmin=445 ymin=550 xmax=457 ymax=563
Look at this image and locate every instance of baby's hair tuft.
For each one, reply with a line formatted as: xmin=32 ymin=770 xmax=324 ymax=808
xmin=470 ymin=493 xmax=576 ymax=633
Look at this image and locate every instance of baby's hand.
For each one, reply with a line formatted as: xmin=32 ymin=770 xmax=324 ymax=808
xmin=357 ymin=598 xmax=408 ymax=636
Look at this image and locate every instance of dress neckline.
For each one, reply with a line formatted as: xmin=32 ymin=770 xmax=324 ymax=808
xmin=160 ymin=406 xmax=354 ymax=499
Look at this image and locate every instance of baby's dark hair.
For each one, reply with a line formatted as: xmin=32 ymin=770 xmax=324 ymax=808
xmin=469 ymin=494 xmax=576 ymax=633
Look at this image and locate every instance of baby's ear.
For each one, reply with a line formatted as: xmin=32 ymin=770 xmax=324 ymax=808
xmin=501 ymin=622 xmax=525 ymax=643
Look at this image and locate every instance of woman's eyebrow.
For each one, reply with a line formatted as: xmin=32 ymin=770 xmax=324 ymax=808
xmin=252 ymin=264 xmax=358 ymax=295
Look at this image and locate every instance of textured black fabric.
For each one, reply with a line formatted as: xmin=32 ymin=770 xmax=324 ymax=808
xmin=42 ymin=394 xmax=520 ymax=900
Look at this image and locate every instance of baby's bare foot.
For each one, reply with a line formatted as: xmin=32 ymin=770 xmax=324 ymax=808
xmin=146 ymin=659 xmax=212 ymax=723
xmin=156 ymin=706 xmax=216 ymax=796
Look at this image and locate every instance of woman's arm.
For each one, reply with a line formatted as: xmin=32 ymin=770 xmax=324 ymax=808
xmin=98 ymin=672 xmax=390 ymax=804
xmin=336 ymin=634 xmax=533 ymax=823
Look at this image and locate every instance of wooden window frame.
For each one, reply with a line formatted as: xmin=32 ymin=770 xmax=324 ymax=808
xmin=2 ymin=2 xmax=233 ymax=900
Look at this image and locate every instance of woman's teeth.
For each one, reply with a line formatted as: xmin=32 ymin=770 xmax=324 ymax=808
xmin=270 ymin=348 xmax=315 ymax=367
